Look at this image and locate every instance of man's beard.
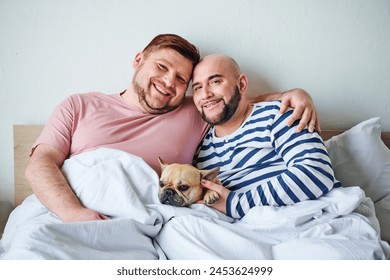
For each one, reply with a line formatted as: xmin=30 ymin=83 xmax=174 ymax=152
xmin=132 ymin=70 xmax=178 ymax=115
xmin=201 ymin=86 xmax=241 ymax=125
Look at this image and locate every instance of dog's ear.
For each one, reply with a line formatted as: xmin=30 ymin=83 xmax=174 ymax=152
xmin=158 ymin=157 xmax=169 ymax=172
xmin=200 ymin=166 xmax=220 ymax=181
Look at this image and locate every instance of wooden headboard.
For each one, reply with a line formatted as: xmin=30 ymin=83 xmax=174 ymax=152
xmin=13 ymin=125 xmax=390 ymax=206
xmin=13 ymin=125 xmax=44 ymax=205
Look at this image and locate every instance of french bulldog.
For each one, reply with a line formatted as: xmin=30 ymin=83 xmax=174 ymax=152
xmin=158 ymin=157 xmax=220 ymax=207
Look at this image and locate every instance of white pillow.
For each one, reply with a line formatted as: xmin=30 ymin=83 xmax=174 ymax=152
xmin=324 ymin=117 xmax=390 ymax=202
xmin=324 ymin=117 xmax=390 ymax=241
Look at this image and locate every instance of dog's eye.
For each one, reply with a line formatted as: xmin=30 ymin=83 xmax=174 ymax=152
xmin=159 ymin=181 xmax=164 ymax=188
xmin=179 ymin=185 xmax=189 ymax=191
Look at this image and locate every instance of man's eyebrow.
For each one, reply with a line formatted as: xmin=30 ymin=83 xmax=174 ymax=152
xmin=208 ymin=74 xmax=224 ymax=80
xmin=192 ymin=74 xmax=224 ymax=88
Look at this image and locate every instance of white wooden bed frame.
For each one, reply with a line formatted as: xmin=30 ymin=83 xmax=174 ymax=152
xmin=13 ymin=125 xmax=390 ymax=206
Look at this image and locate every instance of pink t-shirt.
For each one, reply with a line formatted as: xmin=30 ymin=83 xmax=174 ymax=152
xmin=32 ymin=92 xmax=209 ymax=174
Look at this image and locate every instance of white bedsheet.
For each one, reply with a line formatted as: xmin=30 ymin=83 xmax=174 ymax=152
xmin=1 ymin=148 xmax=389 ymax=259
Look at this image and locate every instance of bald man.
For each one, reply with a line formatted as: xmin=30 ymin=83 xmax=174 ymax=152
xmin=192 ymin=54 xmax=340 ymax=219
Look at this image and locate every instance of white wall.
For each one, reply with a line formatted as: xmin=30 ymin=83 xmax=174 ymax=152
xmin=1 ymin=0 xmax=389 ymax=204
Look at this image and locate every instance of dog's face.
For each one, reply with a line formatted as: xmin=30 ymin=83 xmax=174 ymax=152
xmin=158 ymin=157 xmax=219 ymax=207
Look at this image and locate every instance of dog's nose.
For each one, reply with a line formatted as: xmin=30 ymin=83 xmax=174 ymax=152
xmin=165 ymin=188 xmax=175 ymax=196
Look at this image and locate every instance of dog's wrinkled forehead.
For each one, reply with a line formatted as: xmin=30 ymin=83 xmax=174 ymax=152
xmin=162 ymin=164 xmax=201 ymax=184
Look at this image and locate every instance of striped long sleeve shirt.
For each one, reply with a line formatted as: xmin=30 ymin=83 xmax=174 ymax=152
xmin=194 ymin=101 xmax=341 ymax=219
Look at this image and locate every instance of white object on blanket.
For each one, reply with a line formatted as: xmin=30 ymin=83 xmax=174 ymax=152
xmin=1 ymin=148 xmax=389 ymax=260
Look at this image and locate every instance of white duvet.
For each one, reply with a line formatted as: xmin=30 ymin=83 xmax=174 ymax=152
xmin=1 ymin=148 xmax=389 ymax=259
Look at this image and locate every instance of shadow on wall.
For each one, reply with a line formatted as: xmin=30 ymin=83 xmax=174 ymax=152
xmin=245 ymin=68 xmax=276 ymax=98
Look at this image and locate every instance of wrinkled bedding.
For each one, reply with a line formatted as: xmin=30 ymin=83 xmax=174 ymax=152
xmin=1 ymin=148 xmax=389 ymax=259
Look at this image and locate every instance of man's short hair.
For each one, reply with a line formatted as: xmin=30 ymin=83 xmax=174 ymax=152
xmin=143 ymin=34 xmax=200 ymax=68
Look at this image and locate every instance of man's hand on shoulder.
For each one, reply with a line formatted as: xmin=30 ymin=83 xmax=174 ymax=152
xmin=249 ymin=88 xmax=321 ymax=133
xmin=279 ymin=88 xmax=320 ymax=133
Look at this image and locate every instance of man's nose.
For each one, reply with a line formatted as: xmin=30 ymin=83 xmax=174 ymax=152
xmin=200 ymin=85 xmax=213 ymax=99
xmin=163 ymin=72 xmax=175 ymax=88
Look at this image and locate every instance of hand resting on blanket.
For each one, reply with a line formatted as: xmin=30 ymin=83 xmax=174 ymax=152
xmin=25 ymin=144 xmax=111 ymax=222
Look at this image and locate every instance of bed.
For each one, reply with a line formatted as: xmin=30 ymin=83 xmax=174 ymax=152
xmin=1 ymin=117 xmax=390 ymax=259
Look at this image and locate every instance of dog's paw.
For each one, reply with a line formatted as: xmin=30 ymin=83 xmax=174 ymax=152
xmin=204 ymin=190 xmax=219 ymax=205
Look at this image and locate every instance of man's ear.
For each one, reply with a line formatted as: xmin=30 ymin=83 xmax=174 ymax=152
xmin=238 ymin=74 xmax=248 ymax=95
xmin=132 ymin=52 xmax=143 ymax=69
xmin=158 ymin=157 xmax=169 ymax=172
xmin=200 ymin=167 xmax=220 ymax=181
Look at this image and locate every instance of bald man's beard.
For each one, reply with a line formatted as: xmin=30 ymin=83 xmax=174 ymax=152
xmin=200 ymin=86 xmax=241 ymax=125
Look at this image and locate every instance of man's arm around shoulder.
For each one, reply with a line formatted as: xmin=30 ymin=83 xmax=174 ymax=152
xmin=248 ymin=88 xmax=320 ymax=133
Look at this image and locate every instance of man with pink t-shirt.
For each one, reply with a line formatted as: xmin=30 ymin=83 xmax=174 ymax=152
xmin=25 ymin=34 xmax=319 ymax=223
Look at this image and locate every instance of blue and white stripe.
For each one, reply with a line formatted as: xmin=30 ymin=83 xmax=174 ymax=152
xmin=194 ymin=101 xmax=340 ymax=219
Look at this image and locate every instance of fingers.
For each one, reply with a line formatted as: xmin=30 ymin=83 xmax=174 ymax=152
xmin=201 ymin=180 xmax=230 ymax=200
xmin=280 ymin=88 xmax=321 ymax=133
xmin=279 ymin=99 xmax=289 ymax=114
xmin=287 ymin=108 xmax=321 ymax=133
xmin=99 ymin=213 xmax=111 ymax=220
xmin=306 ymin=111 xmax=321 ymax=133
xmin=314 ymin=113 xmax=321 ymax=133
xmin=297 ymin=108 xmax=312 ymax=132
xmin=200 ymin=180 xmax=228 ymax=214
xmin=63 ymin=207 xmax=111 ymax=222
xmin=286 ymin=107 xmax=304 ymax=128
xmin=201 ymin=179 xmax=221 ymax=192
